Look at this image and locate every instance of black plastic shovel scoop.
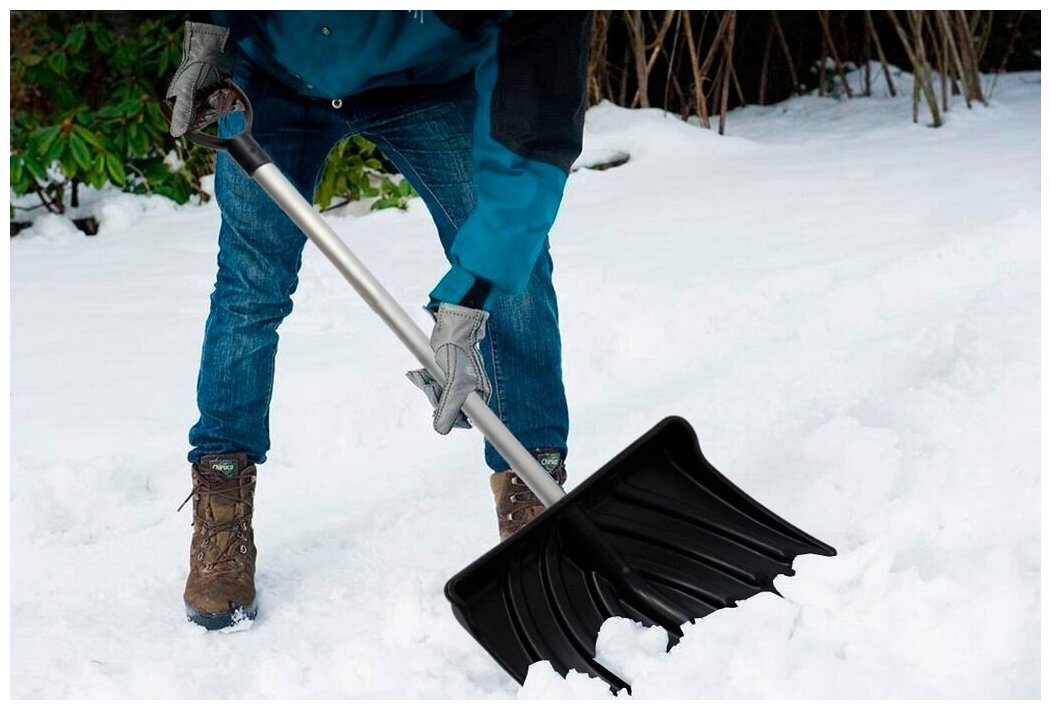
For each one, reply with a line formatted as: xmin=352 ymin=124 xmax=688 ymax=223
xmin=166 ymin=82 xmax=836 ymax=692
xmin=446 ymin=416 xmax=835 ymax=691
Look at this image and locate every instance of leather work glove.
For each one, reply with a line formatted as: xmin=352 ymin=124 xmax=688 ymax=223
xmin=407 ymin=303 xmax=492 ymax=435
xmin=165 ymin=22 xmax=237 ymax=138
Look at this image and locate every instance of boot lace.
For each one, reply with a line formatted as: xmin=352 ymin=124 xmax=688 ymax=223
xmin=504 ymin=466 xmax=567 ymax=521
xmin=178 ymin=474 xmax=254 ymax=572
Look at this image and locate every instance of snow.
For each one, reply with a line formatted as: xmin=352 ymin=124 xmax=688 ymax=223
xmin=8 ymin=70 xmax=1040 ymax=699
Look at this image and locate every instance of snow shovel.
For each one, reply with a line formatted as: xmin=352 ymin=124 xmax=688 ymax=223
xmin=165 ymin=82 xmax=836 ymax=692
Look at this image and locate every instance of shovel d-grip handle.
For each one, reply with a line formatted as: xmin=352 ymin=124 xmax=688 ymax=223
xmin=163 ymin=80 xmax=567 ymax=507
xmin=161 ymin=80 xmax=271 ymax=176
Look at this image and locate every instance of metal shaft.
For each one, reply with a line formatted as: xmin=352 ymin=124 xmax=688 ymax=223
xmin=252 ymin=163 xmax=567 ymax=506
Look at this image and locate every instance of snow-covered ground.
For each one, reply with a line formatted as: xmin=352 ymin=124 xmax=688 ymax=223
xmin=9 ymin=69 xmax=1040 ymax=699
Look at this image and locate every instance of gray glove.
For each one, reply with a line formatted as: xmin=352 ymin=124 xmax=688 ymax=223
xmin=407 ymin=303 xmax=492 ymax=435
xmin=165 ymin=22 xmax=237 ymax=138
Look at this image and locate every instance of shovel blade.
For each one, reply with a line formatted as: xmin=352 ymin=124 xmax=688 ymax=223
xmin=445 ymin=416 xmax=836 ymax=691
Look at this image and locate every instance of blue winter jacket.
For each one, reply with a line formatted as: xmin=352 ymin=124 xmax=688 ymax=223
xmin=211 ymin=10 xmax=592 ymax=309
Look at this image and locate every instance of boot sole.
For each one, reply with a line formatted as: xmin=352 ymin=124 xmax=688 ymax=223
xmin=185 ymin=599 xmax=258 ymax=630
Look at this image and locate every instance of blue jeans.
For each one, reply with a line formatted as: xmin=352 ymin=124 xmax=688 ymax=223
xmin=188 ymin=56 xmax=569 ymax=472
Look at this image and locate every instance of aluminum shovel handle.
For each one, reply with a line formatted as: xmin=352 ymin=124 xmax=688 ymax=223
xmin=251 ymin=165 xmax=567 ymax=506
xmin=166 ymin=81 xmax=566 ymax=506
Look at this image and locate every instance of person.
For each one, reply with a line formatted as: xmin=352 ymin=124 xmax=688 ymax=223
xmin=166 ymin=11 xmax=591 ymax=630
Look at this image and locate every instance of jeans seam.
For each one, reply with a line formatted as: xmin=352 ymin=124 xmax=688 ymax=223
xmin=258 ymin=337 xmax=277 ymax=460
xmin=369 ymin=135 xmax=460 ymax=235
xmin=486 ymin=323 xmax=506 ymax=424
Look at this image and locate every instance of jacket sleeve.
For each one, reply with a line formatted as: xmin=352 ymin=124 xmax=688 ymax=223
xmin=428 ymin=11 xmax=592 ymax=310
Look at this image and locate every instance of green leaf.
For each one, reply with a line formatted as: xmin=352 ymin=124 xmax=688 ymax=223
xmin=88 ymin=155 xmax=108 ymax=189
xmin=135 ymin=128 xmax=151 ymax=155
xmin=11 ymin=155 xmax=25 ymax=187
xmin=69 ymin=134 xmax=92 ymax=171
xmin=153 ymin=178 xmax=192 ymax=204
xmin=371 ymin=197 xmax=401 ymax=211
xmin=141 ymin=161 xmax=168 ymax=183
xmin=127 ymin=123 xmax=149 ymax=155
xmin=60 ymin=150 xmax=77 ymax=178
xmin=73 ymin=125 xmax=106 ymax=151
xmin=105 ymin=153 xmax=126 ymax=185
xmin=48 ymin=51 xmax=68 ymax=76
xmin=29 ymin=125 xmax=61 ymax=155
xmin=47 ymin=134 xmax=68 ymax=163
xmin=145 ymin=101 xmax=164 ymax=127
xmin=118 ymin=98 xmax=140 ymax=117
xmin=55 ymin=86 xmax=78 ymax=109
xmin=316 ymin=174 xmax=335 ymax=209
xmin=66 ymin=24 xmax=87 ymax=53
xmin=22 ymin=53 xmax=44 ymax=67
xmin=23 ymin=152 xmax=48 ymax=183
xmin=157 ymin=50 xmax=170 ymax=77
xmin=93 ymin=25 xmax=114 ymax=53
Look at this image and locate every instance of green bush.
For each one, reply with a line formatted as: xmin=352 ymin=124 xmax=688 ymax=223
xmin=10 ymin=12 xmax=209 ymax=215
xmin=316 ymin=135 xmax=417 ymax=212
xmin=10 ymin=11 xmax=414 ymax=222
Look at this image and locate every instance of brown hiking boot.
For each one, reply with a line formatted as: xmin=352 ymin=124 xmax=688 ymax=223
xmin=490 ymin=449 xmax=567 ymax=541
xmin=179 ymin=453 xmax=258 ymax=629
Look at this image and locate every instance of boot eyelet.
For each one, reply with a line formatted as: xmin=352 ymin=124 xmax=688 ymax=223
xmin=197 ymin=552 xmax=204 ymax=561
xmin=239 ymin=544 xmax=248 ymax=554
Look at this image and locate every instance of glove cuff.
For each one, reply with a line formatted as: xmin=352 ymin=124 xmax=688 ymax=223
xmin=434 ymin=302 xmax=489 ymax=347
xmin=184 ymin=21 xmax=231 ymax=53
xmin=181 ymin=22 xmax=235 ymax=77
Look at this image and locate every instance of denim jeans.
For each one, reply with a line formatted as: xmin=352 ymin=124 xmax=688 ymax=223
xmin=188 ymin=56 xmax=569 ymax=472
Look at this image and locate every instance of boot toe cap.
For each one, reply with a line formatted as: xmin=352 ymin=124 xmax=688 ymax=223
xmin=184 ymin=573 xmax=256 ymax=627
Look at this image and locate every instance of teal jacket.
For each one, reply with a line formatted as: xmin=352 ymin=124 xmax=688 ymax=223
xmin=212 ymin=11 xmax=591 ymax=309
